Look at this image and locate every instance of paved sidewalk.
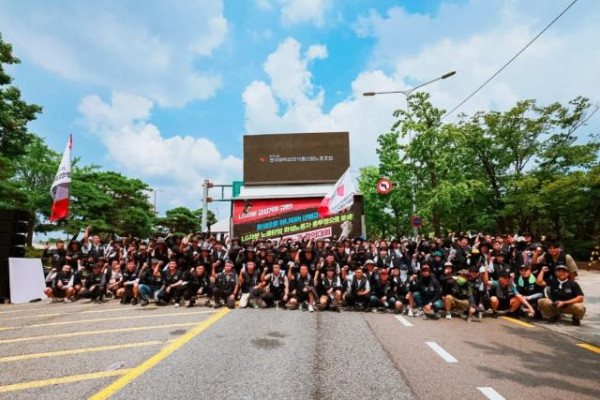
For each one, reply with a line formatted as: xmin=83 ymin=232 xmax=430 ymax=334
xmin=532 ymin=270 xmax=600 ymax=347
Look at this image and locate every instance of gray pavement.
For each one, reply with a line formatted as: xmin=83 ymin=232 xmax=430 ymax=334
xmin=366 ymin=312 xmax=600 ymax=400
xmin=1 ymin=274 xmax=599 ymax=400
xmin=112 ymin=308 xmax=414 ymax=400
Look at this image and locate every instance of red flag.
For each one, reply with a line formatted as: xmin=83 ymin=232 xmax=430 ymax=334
xmin=50 ymin=135 xmax=72 ymax=222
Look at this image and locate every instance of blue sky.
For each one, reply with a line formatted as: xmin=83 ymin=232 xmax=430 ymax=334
xmin=1 ymin=0 xmax=598 ymax=220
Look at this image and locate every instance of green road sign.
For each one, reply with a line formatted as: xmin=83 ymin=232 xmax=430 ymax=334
xmin=232 ymin=181 xmax=243 ymax=198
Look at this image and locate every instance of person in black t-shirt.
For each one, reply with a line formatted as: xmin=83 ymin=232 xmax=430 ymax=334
xmin=236 ymin=261 xmax=261 ymax=309
xmin=45 ymin=265 xmax=78 ymax=303
xmin=80 ymin=263 xmax=106 ymax=303
xmin=43 ymin=241 xmax=67 ymax=270
xmin=184 ymin=264 xmax=211 ymax=307
xmin=369 ymin=269 xmax=402 ymax=313
xmin=316 ymin=267 xmax=343 ymax=311
xmin=443 ymin=269 xmax=475 ymax=320
xmin=537 ymin=264 xmax=586 ymax=325
xmin=66 ymin=240 xmax=84 ymax=271
xmin=118 ymin=259 xmax=139 ymax=305
xmin=138 ymin=260 xmax=164 ymax=306
xmin=344 ymin=267 xmax=371 ymax=311
xmin=212 ymin=260 xmax=238 ymax=309
xmin=410 ymin=264 xmax=443 ymax=318
xmin=489 ymin=271 xmax=518 ymax=316
xmin=513 ymin=264 xmax=543 ymax=318
xmin=287 ymin=264 xmax=317 ymax=312
xmin=157 ymin=261 xmax=185 ymax=307
xmin=260 ymin=263 xmax=288 ymax=308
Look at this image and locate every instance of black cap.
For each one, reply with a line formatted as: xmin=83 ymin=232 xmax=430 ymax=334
xmin=499 ymin=271 xmax=511 ymax=278
xmin=555 ymin=264 xmax=568 ymax=271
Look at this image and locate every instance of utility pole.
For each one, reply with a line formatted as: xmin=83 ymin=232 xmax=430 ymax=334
xmin=202 ymin=179 xmax=210 ymax=233
xmin=201 ymin=180 xmax=233 ymax=232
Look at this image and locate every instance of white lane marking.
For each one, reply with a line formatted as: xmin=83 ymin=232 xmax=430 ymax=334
xmin=426 ymin=341 xmax=458 ymax=363
xmin=477 ymin=387 xmax=505 ymax=400
xmin=395 ymin=315 xmax=413 ymax=327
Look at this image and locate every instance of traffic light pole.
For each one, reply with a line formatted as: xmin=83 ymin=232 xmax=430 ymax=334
xmin=201 ymin=179 xmax=209 ymax=233
xmin=201 ymin=181 xmax=235 ymax=232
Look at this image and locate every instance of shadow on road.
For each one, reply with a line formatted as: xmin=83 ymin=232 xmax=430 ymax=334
xmin=466 ymin=324 xmax=600 ymax=398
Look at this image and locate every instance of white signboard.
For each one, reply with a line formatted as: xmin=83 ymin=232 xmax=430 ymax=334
xmin=9 ymin=258 xmax=47 ymax=304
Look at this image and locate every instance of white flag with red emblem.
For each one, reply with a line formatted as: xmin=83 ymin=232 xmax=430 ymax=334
xmin=50 ymin=135 xmax=72 ymax=222
xmin=318 ymin=168 xmax=357 ymax=217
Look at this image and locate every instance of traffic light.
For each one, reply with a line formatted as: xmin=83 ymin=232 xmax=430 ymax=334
xmin=206 ymin=197 xmax=214 ymax=203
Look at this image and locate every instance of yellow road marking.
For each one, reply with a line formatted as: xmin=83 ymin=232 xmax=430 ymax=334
xmin=0 ymin=310 xmax=216 ymax=331
xmin=2 ymin=306 xmax=162 ymax=321
xmin=0 ymin=341 xmax=163 ymax=363
xmin=0 ymin=304 xmax=94 ymax=315
xmin=1 ymin=313 xmax=63 ymax=321
xmin=0 ymin=369 xmax=133 ymax=393
xmin=500 ymin=316 xmax=534 ymax=328
xmin=0 ymin=322 xmax=198 ymax=344
xmin=577 ymin=343 xmax=600 ymax=354
xmin=89 ymin=308 xmax=230 ymax=400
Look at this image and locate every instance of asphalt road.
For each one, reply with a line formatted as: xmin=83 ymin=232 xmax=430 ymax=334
xmin=0 ymin=298 xmax=598 ymax=400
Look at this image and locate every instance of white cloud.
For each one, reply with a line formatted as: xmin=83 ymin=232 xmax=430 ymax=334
xmin=243 ymin=1 xmax=600 ymax=172
xmin=306 ymin=44 xmax=328 ymax=61
xmin=280 ymin=0 xmax=331 ymax=27
xmin=353 ymin=0 xmax=600 ymax=120
xmin=255 ymin=0 xmax=273 ymax=11
xmin=78 ymin=92 xmax=242 ymax=212
xmin=0 ymin=1 xmax=228 ymax=107
xmin=242 ymin=38 xmax=397 ymax=167
xmin=263 ymin=38 xmax=324 ymax=102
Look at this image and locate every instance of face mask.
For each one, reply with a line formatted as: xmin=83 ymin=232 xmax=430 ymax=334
xmin=457 ymin=276 xmax=467 ymax=285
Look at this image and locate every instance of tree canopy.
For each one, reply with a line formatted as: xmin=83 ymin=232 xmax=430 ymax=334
xmin=156 ymin=206 xmax=216 ymax=235
xmin=360 ymin=92 xmax=600 ymax=242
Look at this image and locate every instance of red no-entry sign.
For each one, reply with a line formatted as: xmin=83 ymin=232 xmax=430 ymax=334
xmin=377 ymin=178 xmax=392 ymax=194
xmin=411 ymin=216 xmax=421 ymax=227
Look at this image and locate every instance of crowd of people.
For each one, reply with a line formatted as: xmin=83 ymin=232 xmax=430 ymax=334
xmin=42 ymin=227 xmax=587 ymax=325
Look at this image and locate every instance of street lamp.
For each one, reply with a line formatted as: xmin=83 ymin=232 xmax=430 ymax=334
xmin=144 ymin=188 xmax=163 ymax=215
xmin=363 ymin=71 xmax=456 ymax=240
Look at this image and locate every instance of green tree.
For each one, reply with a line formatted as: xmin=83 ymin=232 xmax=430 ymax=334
xmin=156 ymin=207 xmax=216 ymax=235
xmin=357 ymin=166 xmax=395 ymax=238
xmin=11 ymin=136 xmax=60 ymax=244
xmin=391 ymin=92 xmax=474 ymax=236
xmin=54 ymin=167 xmax=156 ymax=239
xmin=0 ymin=33 xmax=42 ymax=203
xmin=370 ymin=93 xmax=599 ymax=243
xmin=455 ymin=96 xmax=599 ymax=236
